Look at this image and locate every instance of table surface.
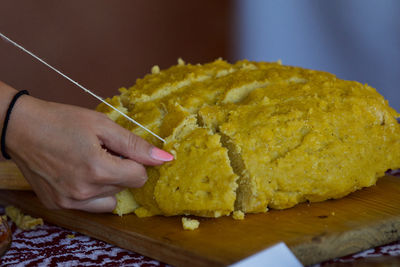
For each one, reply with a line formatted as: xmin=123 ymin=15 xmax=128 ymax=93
xmin=1 ymin=208 xmax=400 ymax=267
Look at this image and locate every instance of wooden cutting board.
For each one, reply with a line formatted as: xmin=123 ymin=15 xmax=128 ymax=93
xmin=1 ymin=162 xmax=400 ymax=266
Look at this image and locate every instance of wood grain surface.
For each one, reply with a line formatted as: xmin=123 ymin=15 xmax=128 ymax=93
xmin=0 ymin=161 xmax=30 ymax=190
xmin=1 ymin=161 xmax=400 ymax=266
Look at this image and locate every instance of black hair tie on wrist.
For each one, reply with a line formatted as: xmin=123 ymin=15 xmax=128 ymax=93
xmin=1 ymin=90 xmax=29 ymax=159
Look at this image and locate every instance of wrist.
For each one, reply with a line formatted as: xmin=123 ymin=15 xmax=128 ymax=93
xmin=0 ymin=82 xmax=18 ymax=160
xmin=4 ymin=94 xmax=42 ymax=161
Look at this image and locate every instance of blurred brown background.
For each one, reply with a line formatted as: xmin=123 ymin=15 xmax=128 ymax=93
xmin=0 ymin=0 xmax=233 ymax=108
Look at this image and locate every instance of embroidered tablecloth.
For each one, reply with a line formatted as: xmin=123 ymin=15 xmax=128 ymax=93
xmin=1 ymin=215 xmax=400 ymax=267
xmin=0 ymin=217 xmax=169 ymax=266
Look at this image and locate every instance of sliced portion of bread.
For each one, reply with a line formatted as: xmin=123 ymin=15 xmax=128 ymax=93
xmin=155 ymin=127 xmax=238 ymax=217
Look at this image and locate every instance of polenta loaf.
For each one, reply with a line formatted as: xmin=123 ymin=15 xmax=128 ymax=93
xmin=97 ymin=59 xmax=400 ymax=218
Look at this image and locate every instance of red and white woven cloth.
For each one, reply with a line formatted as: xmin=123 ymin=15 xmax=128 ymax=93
xmin=1 ymin=214 xmax=400 ymax=267
xmin=0 ymin=218 xmax=169 ymax=266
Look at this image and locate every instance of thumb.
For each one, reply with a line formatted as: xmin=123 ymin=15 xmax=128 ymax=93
xmin=98 ymin=118 xmax=173 ymax=166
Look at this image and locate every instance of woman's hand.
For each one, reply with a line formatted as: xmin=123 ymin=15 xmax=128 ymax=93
xmin=4 ymin=93 xmax=172 ymax=213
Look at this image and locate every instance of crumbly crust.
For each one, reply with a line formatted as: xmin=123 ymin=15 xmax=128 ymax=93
xmin=97 ymin=59 xmax=400 ymax=218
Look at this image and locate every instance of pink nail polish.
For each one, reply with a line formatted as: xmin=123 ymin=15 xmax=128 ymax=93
xmin=151 ymin=147 xmax=174 ymax=161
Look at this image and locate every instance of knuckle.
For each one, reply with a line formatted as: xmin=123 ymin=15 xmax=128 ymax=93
xmin=91 ymin=170 xmax=111 ymax=186
xmin=98 ymin=112 xmax=111 ymax=122
xmin=127 ymin=132 xmax=140 ymax=152
xmin=71 ymin=187 xmax=95 ymax=201
xmin=92 ymin=173 xmax=108 ymax=184
xmin=86 ymin=162 xmax=105 ymax=182
xmin=90 ymin=111 xmax=110 ymax=127
xmin=55 ymin=197 xmax=73 ymax=209
xmin=94 ymin=110 xmax=109 ymax=120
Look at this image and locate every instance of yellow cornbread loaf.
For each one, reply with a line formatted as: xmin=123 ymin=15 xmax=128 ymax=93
xmin=97 ymin=59 xmax=400 ymax=219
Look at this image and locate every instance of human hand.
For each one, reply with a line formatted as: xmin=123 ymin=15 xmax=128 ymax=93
xmin=4 ymin=94 xmax=173 ymax=212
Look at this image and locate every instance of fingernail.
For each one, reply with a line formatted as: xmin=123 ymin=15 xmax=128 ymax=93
xmin=150 ymin=147 xmax=174 ymax=161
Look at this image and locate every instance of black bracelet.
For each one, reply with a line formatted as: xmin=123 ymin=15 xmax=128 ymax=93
xmin=1 ymin=90 xmax=29 ymax=159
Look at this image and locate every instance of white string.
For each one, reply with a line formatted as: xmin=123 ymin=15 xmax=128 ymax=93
xmin=0 ymin=32 xmax=166 ymax=143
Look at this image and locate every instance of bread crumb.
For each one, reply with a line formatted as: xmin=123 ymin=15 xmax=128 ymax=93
xmin=182 ymin=217 xmax=199 ymax=230
xmin=151 ymin=65 xmax=160 ymax=74
xmin=134 ymin=207 xmax=157 ymax=218
xmin=5 ymin=206 xmax=43 ymax=230
xmin=214 ymin=211 xmax=222 ymax=218
xmin=67 ymin=234 xmax=75 ymax=239
xmin=177 ymin=58 xmax=185 ymax=65
xmin=331 ymin=211 xmax=335 ymax=216
xmin=232 ymin=210 xmax=245 ymax=220
xmin=113 ymin=189 xmax=139 ymax=216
